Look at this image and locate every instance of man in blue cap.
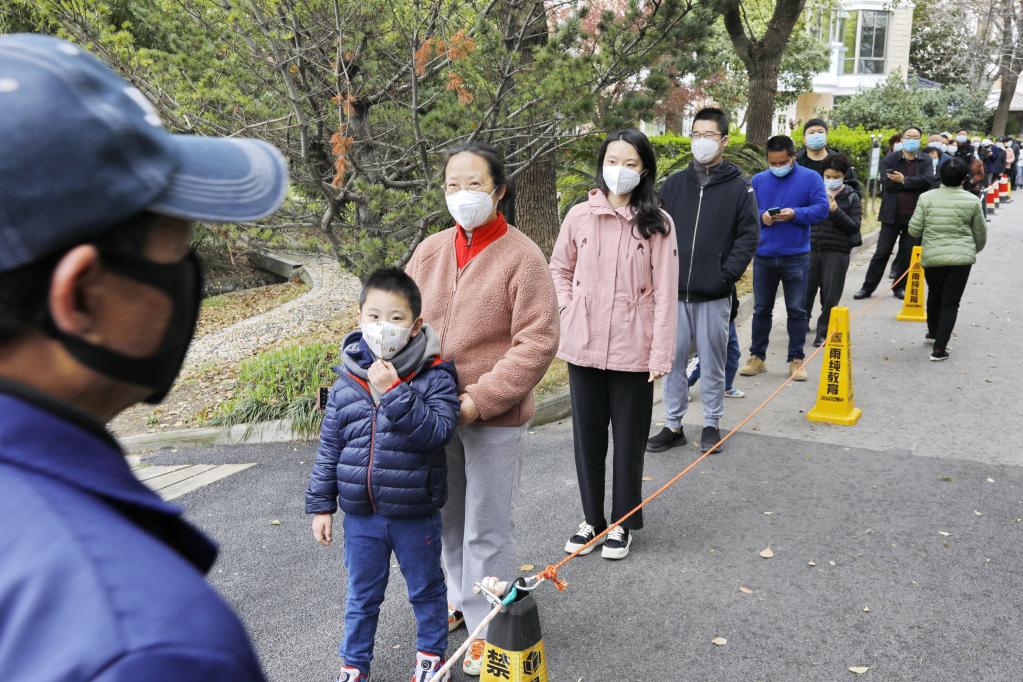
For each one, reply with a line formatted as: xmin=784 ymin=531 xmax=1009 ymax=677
xmin=0 ymin=34 xmax=288 ymax=680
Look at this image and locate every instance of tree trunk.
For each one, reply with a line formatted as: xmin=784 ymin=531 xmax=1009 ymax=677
xmin=745 ymin=61 xmax=781 ymax=148
xmin=992 ymin=0 xmax=1019 ymax=138
xmin=993 ymin=70 xmax=1019 ymax=137
xmin=513 ymin=152 xmax=560 ymax=255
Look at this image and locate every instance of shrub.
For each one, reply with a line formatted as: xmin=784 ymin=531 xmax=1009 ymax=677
xmin=792 ymin=125 xmax=898 ymax=182
xmin=210 ymin=342 xmax=339 ymax=438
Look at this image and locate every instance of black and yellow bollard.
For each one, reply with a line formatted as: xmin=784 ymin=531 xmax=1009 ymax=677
xmin=481 ymin=579 xmax=549 ymax=682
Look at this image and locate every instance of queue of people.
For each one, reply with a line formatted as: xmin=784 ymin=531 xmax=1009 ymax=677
xmin=0 ymin=35 xmax=998 ymax=682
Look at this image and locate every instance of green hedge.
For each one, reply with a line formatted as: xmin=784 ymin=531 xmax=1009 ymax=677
xmin=791 ymin=125 xmax=898 ymax=182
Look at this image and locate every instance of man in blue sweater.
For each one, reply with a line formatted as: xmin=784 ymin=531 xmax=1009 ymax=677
xmin=0 ymin=35 xmax=287 ymax=680
xmin=740 ymin=135 xmax=830 ymax=381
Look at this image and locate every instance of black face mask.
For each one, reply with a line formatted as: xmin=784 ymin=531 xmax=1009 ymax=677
xmin=44 ymin=250 xmax=203 ymax=405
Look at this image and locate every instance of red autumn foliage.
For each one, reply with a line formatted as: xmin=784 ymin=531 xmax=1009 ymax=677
xmin=330 ymin=129 xmax=354 ymax=188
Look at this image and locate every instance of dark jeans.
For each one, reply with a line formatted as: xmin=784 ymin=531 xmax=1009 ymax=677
xmin=568 ymin=364 xmax=653 ymax=531
xmin=863 ymin=216 xmax=915 ymax=293
xmin=687 ymin=321 xmax=740 ymax=391
xmin=341 ymin=512 xmax=446 ymax=675
xmin=924 ymin=265 xmax=972 ymax=351
xmin=750 ymin=253 xmax=811 ymax=362
xmin=806 ymin=250 xmax=851 ymax=339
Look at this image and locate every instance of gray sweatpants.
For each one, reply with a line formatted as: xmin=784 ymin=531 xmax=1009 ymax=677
xmin=442 ymin=422 xmax=526 ymax=637
xmin=663 ymin=298 xmax=730 ymax=429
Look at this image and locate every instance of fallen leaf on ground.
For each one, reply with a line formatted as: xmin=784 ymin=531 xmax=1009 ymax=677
xmin=863 ymin=607 xmax=871 ymax=613
xmin=739 ymin=586 xmax=753 ymax=594
xmin=519 ymin=563 xmax=535 ymax=572
xmin=711 ymin=637 xmax=727 ymax=646
xmin=974 ymin=510 xmax=984 ymax=517
xmin=986 ymin=477 xmax=995 ymax=483
xmin=938 ymin=531 xmax=951 ymax=537
xmin=940 ymin=476 xmax=953 ymax=482
xmin=760 ymin=547 xmax=774 ymax=558
xmin=848 ymin=666 xmax=870 ymax=674
xmin=269 ymin=519 xmax=282 ymax=526
xmin=763 ymin=511 xmax=773 ymax=515
xmin=808 ymin=561 xmax=817 ymax=567
xmin=642 ymin=476 xmax=653 ymax=481
xmin=829 ymin=561 xmax=837 ymax=566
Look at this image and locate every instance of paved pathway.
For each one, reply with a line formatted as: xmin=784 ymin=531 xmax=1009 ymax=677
xmin=139 ymin=197 xmax=1023 ymax=680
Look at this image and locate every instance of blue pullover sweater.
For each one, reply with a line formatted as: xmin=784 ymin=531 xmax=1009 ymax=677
xmin=751 ymin=163 xmax=830 ymax=257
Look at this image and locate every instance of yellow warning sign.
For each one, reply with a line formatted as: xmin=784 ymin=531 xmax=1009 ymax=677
xmin=807 ymin=306 xmax=862 ymax=426
xmin=896 ymin=246 xmax=927 ymax=322
xmin=481 ymin=641 xmax=548 ymax=682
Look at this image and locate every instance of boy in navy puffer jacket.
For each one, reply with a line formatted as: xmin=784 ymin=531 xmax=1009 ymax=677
xmin=306 ymin=268 xmax=460 ymax=682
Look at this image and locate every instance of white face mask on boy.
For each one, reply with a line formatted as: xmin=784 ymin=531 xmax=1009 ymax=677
xmin=361 ymin=321 xmax=413 ymax=360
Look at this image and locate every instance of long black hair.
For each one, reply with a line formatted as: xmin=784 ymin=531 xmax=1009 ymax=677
xmin=595 ymin=129 xmax=668 ymax=239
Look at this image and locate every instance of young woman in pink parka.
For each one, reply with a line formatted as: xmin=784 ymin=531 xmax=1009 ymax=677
xmin=550 ymin=129 xmax=679 ymax=560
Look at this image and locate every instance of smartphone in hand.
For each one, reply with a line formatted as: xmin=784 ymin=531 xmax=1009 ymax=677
xmin=767 ymin=207 xmax=782 ymax=216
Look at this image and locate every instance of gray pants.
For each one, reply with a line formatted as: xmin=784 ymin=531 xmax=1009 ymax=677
xmin=442 ymin=422 xmax=526 ymax=636
xmin=663 ymin=298 xmax=730 ymax=429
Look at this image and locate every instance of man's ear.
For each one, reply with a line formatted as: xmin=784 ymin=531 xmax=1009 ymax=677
xmin=48 ymin=245 xmax=103 ymax=341
xmin=410 ymin=317 xmax=424 ymax=337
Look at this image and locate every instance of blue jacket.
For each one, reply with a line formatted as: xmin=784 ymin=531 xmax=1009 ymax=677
xmin=305 ymin=334 xmax=460 ymax=518
xmin=751 ymin=164 xmax=830 ymax=257
xmin=0 ymin=380 xmax=265 ymax=682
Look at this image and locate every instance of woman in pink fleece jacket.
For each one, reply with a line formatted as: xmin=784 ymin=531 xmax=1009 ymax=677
xmin=550 ymin=129 xmax=679 ymax=561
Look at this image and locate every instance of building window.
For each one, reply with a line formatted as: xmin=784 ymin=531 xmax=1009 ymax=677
xmin=841 ymin=10 xmax=889 ymax=75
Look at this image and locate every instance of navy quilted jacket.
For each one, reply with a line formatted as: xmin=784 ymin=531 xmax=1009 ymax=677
xmin=305 ymin=338 xmax=460 ymax=518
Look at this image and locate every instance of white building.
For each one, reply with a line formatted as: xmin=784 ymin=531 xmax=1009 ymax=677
xmin=779 ymin=0 xmax=915 ymax=132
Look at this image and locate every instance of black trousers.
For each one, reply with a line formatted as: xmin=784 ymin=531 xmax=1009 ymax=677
xmin=862 ymin=215 xmax=915 ymax=293
xmin=568 ymin=363 xmax=653 ymax=531
xmin=805 ymin=250 xmax=851 ymax=338
xmin=924 ymin=265 xmax=972 ymax=351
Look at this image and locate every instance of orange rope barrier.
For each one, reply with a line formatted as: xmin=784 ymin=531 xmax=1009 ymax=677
xmin=533 ymin=264 xmax=913 ymax=590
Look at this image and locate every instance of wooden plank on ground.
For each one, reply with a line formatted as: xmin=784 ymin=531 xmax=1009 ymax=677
xmin=133 ymin=464 xmax=191 ymax=482
xmin=159 ymin=463 xmax=256 ymax=501
xmin=141 ymin=464 xmax=218 ymax=492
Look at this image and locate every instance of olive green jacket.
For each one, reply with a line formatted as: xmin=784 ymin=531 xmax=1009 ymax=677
xmin=908 ymin=186 xmax=987 ymax=267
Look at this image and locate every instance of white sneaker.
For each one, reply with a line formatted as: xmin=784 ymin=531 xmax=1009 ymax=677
xmin=601 ymin=525 xmax=632 ymax=560
xmin=338 ymin=664 xmax=369 ymax=682
xmin=564 ymin=521 xmax=604 ymax=555
xmin=463 ymin=638 xmax=486 ymax=676
xmin=724 ymin=388 xmax=745 ymax=398
xmin=413 ymin=652 xmax=449 ymax=682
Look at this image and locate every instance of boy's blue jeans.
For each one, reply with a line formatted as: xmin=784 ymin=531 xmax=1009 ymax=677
xmin=341 ymin=511 xmax=447 ymax=675
xmin=687 ymin=321 xmax=740 ymax=391
xmin=750 ymin=253 xmax=811 ymax=362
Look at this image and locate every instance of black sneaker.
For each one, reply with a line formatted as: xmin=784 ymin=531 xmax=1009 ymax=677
xmin=647 ymin=426 xmax=686 ymax=452
xmin=889 ymin=270 xmax=897 ymax=280
xmin=853 ymin=288 xmax=871 ymax=300
xmin=601 ymin=526 xmax=632 ymax=560
xmin=700 ymin=426 xmax=723 ymax=454
xmin=564 ymin=521 xmax=605 ymax=555
xmin=812 ymin=333 xmax=826 ymax=348
xmin=893 ymin=287 xmax=905 ymax=300
xmin=925 ymin=333 xmax=935 ymax=345
xmin=930 ymin=349 xmax=950 ymax=362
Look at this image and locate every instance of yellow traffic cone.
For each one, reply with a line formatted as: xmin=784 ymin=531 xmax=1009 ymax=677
xmin=481 ymin=581 xmax=549 ymax=682
xmin=896 ymin=246 xmax=927 ymax=322
xmin=807 ymin=306 xmax=861 ymax=426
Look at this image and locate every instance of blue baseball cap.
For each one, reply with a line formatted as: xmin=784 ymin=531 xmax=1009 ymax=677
xmin=0 ymin=33 xmax=289 ymax=272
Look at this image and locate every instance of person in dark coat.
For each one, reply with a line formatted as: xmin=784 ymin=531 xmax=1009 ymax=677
xmin=306 ymin=268 xmax=460 ymax=682
xmin=805 ymin=155 xmax=862 ymax=347
xmin=795 ymin=117 xmax=863 ymax=196
xmin=854 ymin=125 xmax=938 ymax=300
xmin=953 ymin=130 xmax=975 ymax=165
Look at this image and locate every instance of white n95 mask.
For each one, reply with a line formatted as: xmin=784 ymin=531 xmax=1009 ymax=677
xmin=446 ymin=190 xmax=496 ymax=230
xmin=602 ymin=165 xmax=642 ymax=195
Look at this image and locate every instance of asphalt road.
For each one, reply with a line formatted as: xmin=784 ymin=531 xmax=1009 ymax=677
xmin=150 ymin=196 xmax=1023 ymax=681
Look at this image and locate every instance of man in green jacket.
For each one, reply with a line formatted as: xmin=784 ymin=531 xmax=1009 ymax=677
xmin=908 ymin=158 xmax=987 ymax=362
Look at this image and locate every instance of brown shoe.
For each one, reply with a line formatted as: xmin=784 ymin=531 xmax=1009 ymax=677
xmin=739 ymin=356 xmax=766 ymax=376
xmin=789 ymin=359 xmax=808 ymax=381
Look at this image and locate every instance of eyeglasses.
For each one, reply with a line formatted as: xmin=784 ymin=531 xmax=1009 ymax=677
xmin=691 ymin=132 xmax=723 ymax=140
xmin=444 ymin=181 xmax=492 ymax=194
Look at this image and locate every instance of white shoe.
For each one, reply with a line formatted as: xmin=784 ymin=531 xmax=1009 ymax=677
xmin=462 ymin=639 xmax=485 ymax=676
xmin=413 ymin=652 xmax=449 ymax=682
xmin=724 ymin=388 xmax=745 ymax=398
xmin=601 ymin=525 xmax=632 ymax=560
xmin=564 ymin=521 xmax=603 ymax=555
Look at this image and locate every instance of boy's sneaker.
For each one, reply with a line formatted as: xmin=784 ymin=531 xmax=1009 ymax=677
xmin=447 ymin=606 xmax=464 ymax=632
xmin=700 ymin=426 xmax=723 ymax=454
xmin=924 ymin=333 xmax=935 ymax=345
xmin=686 ymin=356 xmax=700 ymax=382
xmin=930 ymin=349 xmax=950 ymax=362
xmin=463 ymin=639 xmax=486 ymax=676
xmin=412 ymin=652 xmax=449 ymax=682
xmin=739 ymin=356 xmax=766 ymax=376
xmin=647 ymin=426 xmax=686 ymax=452
xmin=565 ymin=521 xmax=604 ymax=555
xmin=338 ymin=665 xmax=369 ymax=682
xmin=601 ymin=526 xmax=632 ymax=560
xmin=724 ymin=387 xmax=745 ymax=398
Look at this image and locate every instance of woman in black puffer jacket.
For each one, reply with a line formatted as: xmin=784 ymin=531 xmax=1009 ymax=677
xmin=805 ymin=155 xmax=863 ymax=347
